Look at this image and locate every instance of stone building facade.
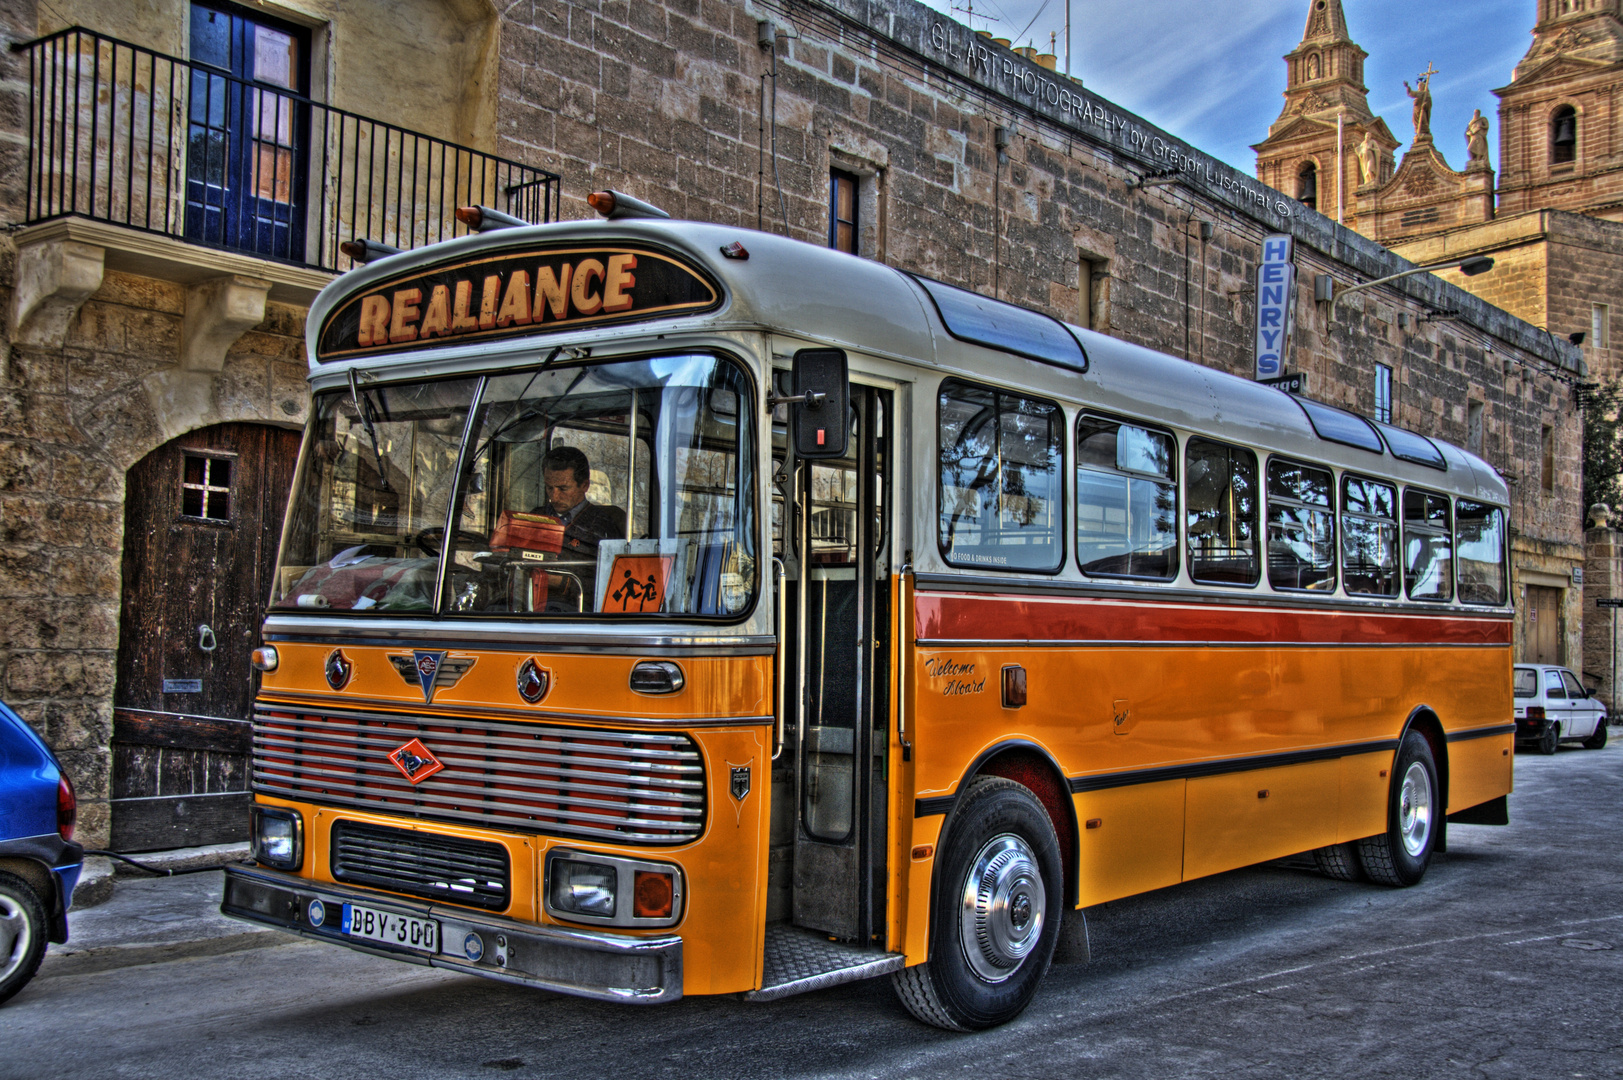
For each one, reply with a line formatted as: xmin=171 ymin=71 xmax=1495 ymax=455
xmin=0 ymin=0 xmax=1584 ymax=851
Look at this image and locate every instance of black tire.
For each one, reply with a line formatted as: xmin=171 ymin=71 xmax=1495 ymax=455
xmin=1358 ymin=730 xmax=1440 ymax=887
xmin=1312 ymin=841 xmax=1364 ymax=881
xmin=1583 ymin=715 xmax=1609 ymax=751
xmin=891 ymin=776 xmax=1062 ymax=1030
xmin=0 ymin=870 xmax=49 ymax=1006
xmin=1539 ymin=723 xmax=1560 ymax=755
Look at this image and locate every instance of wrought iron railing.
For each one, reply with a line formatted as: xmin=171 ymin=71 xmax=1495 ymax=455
xmin=14 ymin=27 xmax=562 ymax=273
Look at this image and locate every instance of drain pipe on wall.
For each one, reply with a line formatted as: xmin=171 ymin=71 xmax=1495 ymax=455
xmin=995 ymin=124 xmax=1012 ymax=299
xmin=759 ymin=21 xmax=790 ymax=235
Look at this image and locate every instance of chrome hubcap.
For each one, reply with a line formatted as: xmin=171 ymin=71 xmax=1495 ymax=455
xmin=1399 ymin=760 xmax=1433 ymax=857
xmin=959 ymin=833 xmax=1045 ymax=983
xmin=0 ymin=893 xmax=31 ymax=983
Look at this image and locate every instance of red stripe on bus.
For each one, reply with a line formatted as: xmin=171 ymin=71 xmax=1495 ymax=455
xmin=915 ymin=592 xmax=1513 ymax=646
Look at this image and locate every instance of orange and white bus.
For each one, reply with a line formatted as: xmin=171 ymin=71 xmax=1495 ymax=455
xmin=223 ymin=203 xmax=1514 ymax=1030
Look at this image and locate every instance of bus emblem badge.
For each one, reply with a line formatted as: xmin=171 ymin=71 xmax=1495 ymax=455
xmin=516 ymin=658 xmax=550 ymax=703
xmin=387 ymin=651 xmax=475 ymax=704
xmin=730 ymin=765 xmax=751 ymax=802
xmin=387 ymin=738 xmax=444 ymax=784
xmin=324 ymin=649 xmax=353 ymax=691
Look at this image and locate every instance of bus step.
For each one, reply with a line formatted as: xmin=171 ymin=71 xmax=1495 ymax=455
xmin=744 ymin=924 xmax=904 ymax=1002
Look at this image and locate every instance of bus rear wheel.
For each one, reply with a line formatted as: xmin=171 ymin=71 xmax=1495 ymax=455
xmin=891 ymin=776 xmax=1061 ymax=1031
xmin=1312 ymin=841 xmax=1364 ymax=881
xmin=1357 ymin=730 xmax=1439 ymax=887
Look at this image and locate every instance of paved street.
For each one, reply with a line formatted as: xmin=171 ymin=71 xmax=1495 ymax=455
xmin=4 ymin=743 xmax=1620 ymax=1080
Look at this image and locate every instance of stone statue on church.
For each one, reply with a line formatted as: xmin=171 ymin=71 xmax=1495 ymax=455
xmin=1357 ymin=132 xmax=1379 ymax=186
xmin=1466 ymin=108 xmax=1490 ymax=167
xmin=1405 ymin=67 xmax=1435 ymax=139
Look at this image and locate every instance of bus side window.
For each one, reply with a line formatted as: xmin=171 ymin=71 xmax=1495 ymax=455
xmin=1075 ymin=413 xmax=1177 ymax=580
xmin=938 ymin=379 xmax=1064 ymax=573
xmin=1185 ymin=437 xmax=1259 ymax=586
xmin=1341 ymin=474 xmax=1399 ymax=597
xmin=1266 ymin=459 xmax=1335 ymax=591
xmin=1456 ymin=500 xmax=1506 ymax=606
xmin=1403 ymin=488 xmax=1453 ymax=602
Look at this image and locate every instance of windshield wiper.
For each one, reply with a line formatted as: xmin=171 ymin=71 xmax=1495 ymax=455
xmin=348 ymin=368 xmax=391 ymax=492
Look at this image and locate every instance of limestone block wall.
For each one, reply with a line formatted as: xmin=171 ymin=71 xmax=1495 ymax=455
xmin=1583 ymin=522 xmax=1619 ymax=705
xmin=0 ymin=260 xmax=309 ymax=845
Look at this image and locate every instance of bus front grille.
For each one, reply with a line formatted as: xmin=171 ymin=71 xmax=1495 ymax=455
xmin=330 ymin=819 xmax=511 ymax=911
xmin=252 ymin=706 xmax=706 ymax=845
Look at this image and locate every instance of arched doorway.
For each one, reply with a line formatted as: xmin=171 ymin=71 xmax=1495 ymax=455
xmin=110 ymin=422 xmax=302 ymax=851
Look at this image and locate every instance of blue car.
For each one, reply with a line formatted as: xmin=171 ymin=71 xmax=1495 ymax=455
xmin=0 ymin=701 xmax=83 ymax=1004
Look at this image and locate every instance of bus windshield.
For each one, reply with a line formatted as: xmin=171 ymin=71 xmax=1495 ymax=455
xmin=272 ymin=353 xmax=757 ymax=619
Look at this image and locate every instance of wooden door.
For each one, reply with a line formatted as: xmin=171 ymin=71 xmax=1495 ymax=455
xmin=111 ymin=422 xmax=301 ymax=851
xmin=1525 ymin=585 xmax=1562 ymax=666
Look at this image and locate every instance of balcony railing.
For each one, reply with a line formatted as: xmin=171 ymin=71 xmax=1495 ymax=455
xmin=14 ymin=28 xmax=562 ymax=273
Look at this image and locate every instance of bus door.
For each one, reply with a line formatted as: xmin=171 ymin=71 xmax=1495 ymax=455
xmin=778 ymin=380 xmax=891 ymax=946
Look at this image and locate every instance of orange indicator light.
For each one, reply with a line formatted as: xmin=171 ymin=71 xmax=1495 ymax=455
xmin=633 ymin=870 xmax=674 ymax=920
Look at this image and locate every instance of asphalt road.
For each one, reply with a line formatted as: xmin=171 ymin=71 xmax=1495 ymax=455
xmin=4 ymin=743 xmax=1620 ymax=1080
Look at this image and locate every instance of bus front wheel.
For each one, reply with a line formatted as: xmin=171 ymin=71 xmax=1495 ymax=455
xmin=1357 ymin=730 xmax=1439 ymax=887
xmin=891 ymin=776 xmax=1061 ymax=1030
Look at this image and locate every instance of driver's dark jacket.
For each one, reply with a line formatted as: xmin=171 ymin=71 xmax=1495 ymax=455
xmin=559 ymin=502 xmax=627 ymax=558
xmin=529 ymin=501 xmax=627 ymax=559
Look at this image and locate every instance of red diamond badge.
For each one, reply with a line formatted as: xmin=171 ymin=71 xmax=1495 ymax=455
xmin=387 ymin=738 xmax=444 ymax=784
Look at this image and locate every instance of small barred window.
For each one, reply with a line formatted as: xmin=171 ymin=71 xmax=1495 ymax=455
xmin=181 ymin=454 xmax=232 ymax=521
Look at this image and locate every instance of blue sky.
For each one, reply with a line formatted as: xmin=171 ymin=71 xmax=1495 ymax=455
xmin=913 ymin=0 xmax=1533 ymax=177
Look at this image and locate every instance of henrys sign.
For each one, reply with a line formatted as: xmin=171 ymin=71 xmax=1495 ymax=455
xmin=1254 ymin=234 xmax=1297 ymax=381
xmin=317 ymin=245 xmax=720 ymax=362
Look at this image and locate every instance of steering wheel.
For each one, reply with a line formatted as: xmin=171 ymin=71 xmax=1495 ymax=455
xmin=413 ymin=527 xmax=488 ymax=557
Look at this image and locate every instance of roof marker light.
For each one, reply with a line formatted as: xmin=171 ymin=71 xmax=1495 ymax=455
xmin=340 ymin=238 xmax=402 ymax=265
xmin=587 ymin=189 xmax=672 ymax=220
xmin=720 ymin=241 xmax=749 ymax=260
xmin=456 ymin=205 xmax=528 ymax=232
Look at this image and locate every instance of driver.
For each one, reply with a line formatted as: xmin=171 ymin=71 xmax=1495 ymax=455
xmin=533 ymin=447 xmax=626 ymax=607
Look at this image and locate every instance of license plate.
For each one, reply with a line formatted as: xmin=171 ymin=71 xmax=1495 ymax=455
xmin=342 ymin=903 xmax=439 ymax=953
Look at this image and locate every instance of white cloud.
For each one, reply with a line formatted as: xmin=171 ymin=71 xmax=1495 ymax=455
xmin=913 ymin=0 xmax=1532 ymax=174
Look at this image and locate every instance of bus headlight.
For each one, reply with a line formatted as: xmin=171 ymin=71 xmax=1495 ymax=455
xmin=549 ymin=858 xmax=618 ymax=918
xmin=544 ymin=850 xmax=685 ymax=927
xmin=251 ymin=806 xmax=303 ymax=870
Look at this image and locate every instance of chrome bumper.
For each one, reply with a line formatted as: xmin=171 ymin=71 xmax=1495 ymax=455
xmin=221 ymin=865 xmax=682 ymax=1004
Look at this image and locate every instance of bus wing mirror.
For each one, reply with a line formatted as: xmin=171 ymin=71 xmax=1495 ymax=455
xmin=791 ymin=348 xmax=849 ymax=459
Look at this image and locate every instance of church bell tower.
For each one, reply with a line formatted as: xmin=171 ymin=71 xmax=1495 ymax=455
xmin=1496 ymin=0 xmax=1623 ymax=218
xmin=1253 ymin=0 xmax=1399 ymax=229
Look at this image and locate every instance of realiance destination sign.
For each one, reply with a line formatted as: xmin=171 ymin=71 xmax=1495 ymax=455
xmin=318 ymin=245 xmax=720 ymax=361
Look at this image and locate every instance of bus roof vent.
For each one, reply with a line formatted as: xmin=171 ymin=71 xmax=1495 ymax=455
xmin=1373 ymin=421 xmax=1448 ymax=470
xmin=1292 ymin=397 xmax=1384 ymax=454
xmin=909 ymin=274 xmax=1087 ymax=372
